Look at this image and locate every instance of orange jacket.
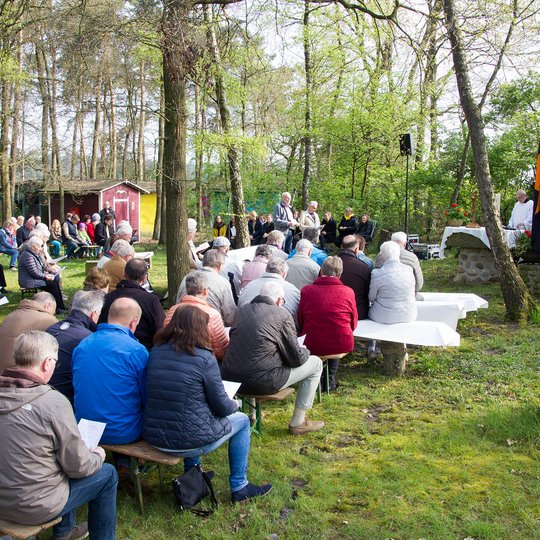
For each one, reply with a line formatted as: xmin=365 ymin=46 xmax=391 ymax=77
xmin=163 ymin=295 xmax=229 ymax=360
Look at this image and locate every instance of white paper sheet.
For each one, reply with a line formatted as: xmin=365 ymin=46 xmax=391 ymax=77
xmin=78 ymin=419 xmax=107 ymax=449
xmin=222 ymin=380 xmax=242 ymax=399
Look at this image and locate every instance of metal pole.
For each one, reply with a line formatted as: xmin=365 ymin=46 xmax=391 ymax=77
xmin=404 ymin=152 xmax=409 ymax=234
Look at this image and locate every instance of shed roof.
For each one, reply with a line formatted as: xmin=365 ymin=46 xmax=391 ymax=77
xmin=39 ymin=179 xmax=150 ymax=195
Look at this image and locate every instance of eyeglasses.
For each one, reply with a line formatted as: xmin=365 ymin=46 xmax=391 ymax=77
xmin=47 ymin=356 xmax=58 ymax=365
xmin=280 ymin=297 xmax=286 ymax=305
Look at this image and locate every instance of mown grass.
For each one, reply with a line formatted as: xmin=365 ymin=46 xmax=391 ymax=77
xmin=1 ymin=247 xmax=539 ymax=539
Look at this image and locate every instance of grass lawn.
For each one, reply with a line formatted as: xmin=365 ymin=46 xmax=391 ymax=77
xmin=1 ymin=247 xmax=539 ymax=539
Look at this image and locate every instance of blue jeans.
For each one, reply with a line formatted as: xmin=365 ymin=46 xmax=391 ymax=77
xmin=0 ymin=247 xmax=18 ymax=268
xmin=64 ymin=240 xmax=80 ymax=258
xmin=50 ymin=240 xmax=61 ymax=257
xmin=160 ymin=412 xmax=250 ymax=493
xmin=283 ymin=230 xmax=293 ymax=254
xmin=53 ymin=463 xmax=118 ymax=540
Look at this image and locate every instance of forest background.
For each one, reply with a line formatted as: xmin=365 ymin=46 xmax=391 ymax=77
xmin=0 ymin=0 xmax=539 ymax=264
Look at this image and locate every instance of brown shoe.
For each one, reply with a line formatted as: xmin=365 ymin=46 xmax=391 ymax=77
xmin=288 ymin=419 xmax=325 ymax=436
xmin=53 ymin=522 xmax=89 ymax=540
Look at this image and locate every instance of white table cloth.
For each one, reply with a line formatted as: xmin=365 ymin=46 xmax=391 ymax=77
xmin=227 ymin=245 xmax=257 ymax=262
xmin=439 ymin=227 xmax=522 ymax=258
xmin=353 ymin=320 xmax=460 ymax=347
xmin=422 ymin=292 xmax=488 ymax=312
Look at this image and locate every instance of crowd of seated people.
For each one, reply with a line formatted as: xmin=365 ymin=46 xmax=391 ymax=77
xmin=0 ymin=201 xmax=425 ymax=536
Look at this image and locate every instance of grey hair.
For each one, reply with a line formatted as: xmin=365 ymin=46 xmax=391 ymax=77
xmin=295 ymin=239 xmax=312 ymax=255
xmin=255 ymin=244 xmax=273 ymax=259
xmin=302 ymin=227 xmax=319 ymax=243
xmin=185 ymin=271 xmax=209 ymax=296
xmin=260 ymin=281 xmax=284 ymax=301
xmin=379 ymin=240 xmax=401 ymax=262
xmin=266 ymin=258 xmax=288 ymax=275
xmin=321 ymin=256 xmax=343 ymax=277
xmin=111 ymin=239 xmax=134 ymax=258
xmin=391 ymin=231 xmax=407 ymax=246
xmin=29 ymin=230 xmax=46 ymax=239
xmin=27 ymin=236 xmax=44 ymax=250
xmin=31 ymin=291 xmax=56 ymax=309
xmin=203 ymin=249 xmax=226 ymax=269
xmin=187 ymin=218 xmax=197 ymax=232
xmin=13 ymin=330 xmax=58 ymax=368
xmin=115 ymin=222 xmax=133 ymax=237
xmin=71 ymin=290 xmax=105 ymax=318
xmin=266 ymin=230 xmax=284 ymax=246
xmin=34 ymin=223 xmax=50 ymax=233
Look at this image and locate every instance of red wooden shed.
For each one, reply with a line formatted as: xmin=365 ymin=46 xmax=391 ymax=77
xmin=39 ymin=179 xmax=149 ymax=239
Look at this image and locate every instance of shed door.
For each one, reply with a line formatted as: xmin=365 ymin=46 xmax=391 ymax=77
xmin=114 ymin=189 xmax=129 ymax=223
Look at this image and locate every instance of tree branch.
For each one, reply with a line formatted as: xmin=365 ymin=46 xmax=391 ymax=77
xmin=309 ymin=0 xmax=401 ymax=21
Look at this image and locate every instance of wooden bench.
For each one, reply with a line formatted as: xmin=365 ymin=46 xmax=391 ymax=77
xmin=101 ymin=440 xmax=181 ymax=514
xmin=353 ymin=320 xmax=460 ymax=375
xmin=0 ymin=516 xmax=61 ymax=539
xmin=318 ymin=352 xmax=349 ymax=401
xmin=19 ymin=287 xmax=39 ymax=299
xmin=238 ymin=387 xmax=295 ymax=436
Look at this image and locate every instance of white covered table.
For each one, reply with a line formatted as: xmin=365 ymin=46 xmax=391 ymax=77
xmin=422 ymin=292 xmax=488 ymax=312
xmin=353 ymin=319 xmax=460 ymax=347
xmin=227 ymin=245 xmax=257 ymax=262
xmin=440 ymin=226 xmax=521 ymax=258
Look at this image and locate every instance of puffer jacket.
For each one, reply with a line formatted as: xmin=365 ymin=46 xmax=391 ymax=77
xmin=221 ymin=295 xmax=309 ymax=394
xmin=368 ymin=259 xmax=417 ymax=324
xmin=18 ymin=249 xmax=47 ymax=288
xmin=0 ymin=369 xmax=102 ymax=524
xmin=143 ymin=345 xmax=237 ymax=450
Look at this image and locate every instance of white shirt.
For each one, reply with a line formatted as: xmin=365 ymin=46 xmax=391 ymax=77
xmin=509 ymin=199 xmax=534 ymax=230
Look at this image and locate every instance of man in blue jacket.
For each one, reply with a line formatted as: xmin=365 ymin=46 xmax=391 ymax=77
xmin=73 ymin=296 xmax=149 ymax=495
xmin=47 ymin=290 xmax=104 ymax=403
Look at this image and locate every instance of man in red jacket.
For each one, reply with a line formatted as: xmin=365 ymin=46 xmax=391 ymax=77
xmin=298 ymin=256 xmax=358 ymax=391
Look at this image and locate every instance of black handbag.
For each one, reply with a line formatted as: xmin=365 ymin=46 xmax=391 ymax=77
xmin=171 ymin=464 xmax=218 ymax=516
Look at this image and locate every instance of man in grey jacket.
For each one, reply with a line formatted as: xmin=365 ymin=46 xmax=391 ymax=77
xmin=375 ymin=231 xmax=424 ymax=299
xmin=0 ymin=331 xmax=118 ymax=540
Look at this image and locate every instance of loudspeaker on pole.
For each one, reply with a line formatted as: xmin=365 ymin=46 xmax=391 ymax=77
xmin=399 ymin=133 xmax=414 ymax=156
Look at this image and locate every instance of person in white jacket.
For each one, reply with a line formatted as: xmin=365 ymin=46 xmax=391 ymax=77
xmin=509 ymin=189 xmax=534 ymax=230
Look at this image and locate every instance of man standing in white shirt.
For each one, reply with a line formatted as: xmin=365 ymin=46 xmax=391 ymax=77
xmin=509 ymin=189 xmax=534 ymax=230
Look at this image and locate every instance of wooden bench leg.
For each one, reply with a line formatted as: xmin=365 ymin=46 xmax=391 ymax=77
xmin=380 ymin=341 xmax=407 ymax=375
xmin=241 ymin=398 xmax=262 ymax=436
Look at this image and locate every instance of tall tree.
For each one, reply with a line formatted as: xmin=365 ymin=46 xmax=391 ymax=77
xmin=443 ymin=0 xmax=534 ymax=320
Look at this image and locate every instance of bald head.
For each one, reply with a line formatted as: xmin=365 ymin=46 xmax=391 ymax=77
xmin=108 ymin=297 xmax=142 ymax=331
xmin=341 ymin=235 xmax=359 ymax=251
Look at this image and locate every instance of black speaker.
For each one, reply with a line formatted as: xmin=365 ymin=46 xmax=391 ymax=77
xmin=399 ymin=133 xmax=413 ymax=156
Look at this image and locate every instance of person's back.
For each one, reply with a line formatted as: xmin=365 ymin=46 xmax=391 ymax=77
xmin=338 ymin=236 xmax=371 ymax=319
xmin=285 ymin=240 xmax=320 ymax=290
xmin=222 ymin=294 xmax=306 ymax=395
xmin=47 ymin=291 xmax=103 ymax=402
xmin=73 ymin=297 xmax=149 ymax=444
xmin=0 ymin=331 xmax=116 ymax=538
xmin=298 ymin=275 xmax=357 ymax=357
xmin=369 ymin=242 xmax=416 ymax=324
xmin=98 ymin=258 xmax=164 ymax=349
xmin=0 ymin=293 xmax=57 ymax=373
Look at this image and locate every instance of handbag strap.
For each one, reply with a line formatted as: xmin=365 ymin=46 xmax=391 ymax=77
xmin=202 ymin=470 xmax=218 ymax=508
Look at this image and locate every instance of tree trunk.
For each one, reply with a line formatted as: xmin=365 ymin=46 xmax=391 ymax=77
xmin=0 ymin=76 xmax=11 ymax=219
xmin=138 ymin=60 xmax=146 ymax=182
xmin=302 ymin=0 xmax=313 ymax=207
xmin=108 ymin=77 xmax=117 ymax=179
xmin=8 ymin=30 xmax=23 ymax=218
xmin=90 ymin=70 xmax=103 ymax=179
xmin=153 ymin=87 xmax=164 ymax=241
xmin=35 ymin=42 xmax=50 ymax=183
xmin=443 ymin=0 xmax=533 ymax=321
xmin=194 ymin=83 xmax=203 ymax=225
xmin=450 ymin=0 xmax=517 ymax=204
xmin=162 ymin=0 xmax=193 ymax=300
xmin=204 ymin=5 xmax=249 ymax=248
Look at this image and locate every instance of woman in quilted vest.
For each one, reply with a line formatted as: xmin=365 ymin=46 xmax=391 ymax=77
xmin=143 ymin=305 xmax=272 ymax=503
